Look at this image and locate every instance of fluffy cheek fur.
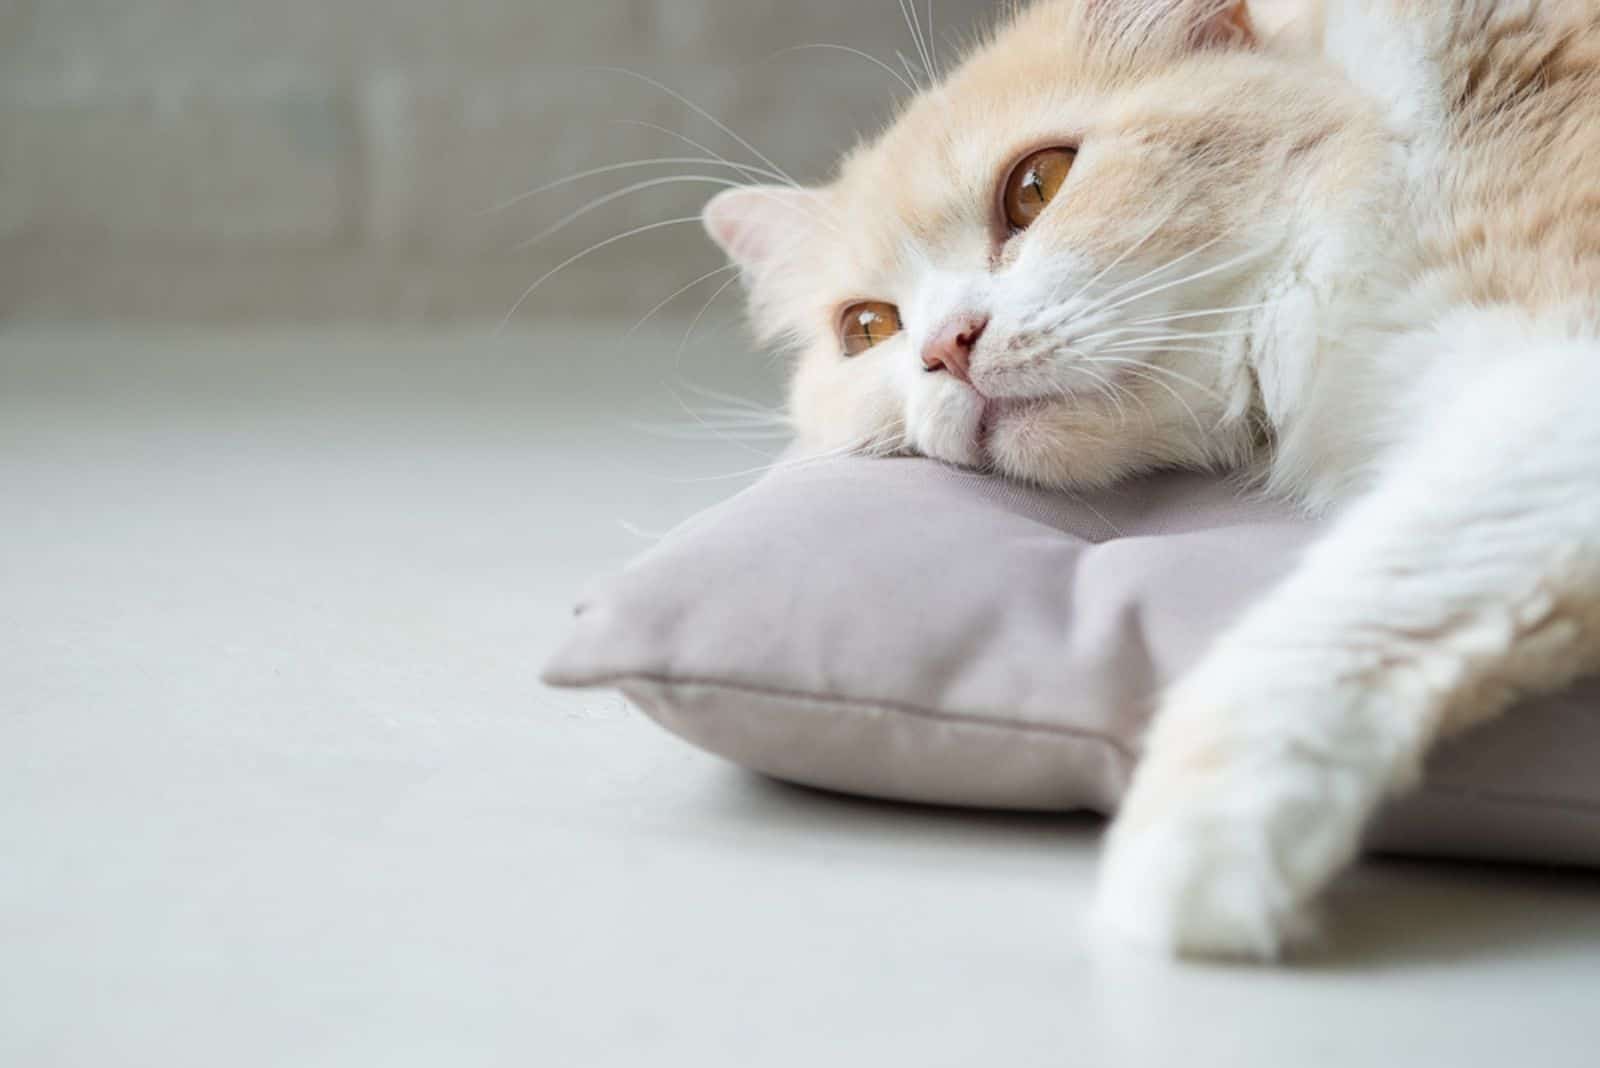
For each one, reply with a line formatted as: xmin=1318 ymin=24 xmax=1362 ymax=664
xmin=787 ymin=340 xmax=907 ymax=457
xmin=984 ymin=397 xmax=1186 ymax=489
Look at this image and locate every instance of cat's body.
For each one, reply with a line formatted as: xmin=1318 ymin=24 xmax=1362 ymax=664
xmin=1259 ymin=0 xmax=1600 ymax=506
xmin=702 ymin=0 xmax=1600 ymax=958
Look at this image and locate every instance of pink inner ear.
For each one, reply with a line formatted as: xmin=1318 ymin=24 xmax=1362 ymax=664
xmin=1191 ymin=0 xmax=1255 ymax=49
xmin=702 ymin=187 xmax=809 ymax=272
xmin=704 ymin=195 xmax=760 ymax=262
xmin=1092 ymin=0 xmax=1258 ymax=51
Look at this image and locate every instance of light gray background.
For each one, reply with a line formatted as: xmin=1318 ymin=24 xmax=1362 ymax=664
xmin=1 ymin=0 xmax=993 ymax=322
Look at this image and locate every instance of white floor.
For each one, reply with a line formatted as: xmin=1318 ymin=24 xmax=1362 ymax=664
xmin=3 ymin=326 xmax=1598 ymax=1067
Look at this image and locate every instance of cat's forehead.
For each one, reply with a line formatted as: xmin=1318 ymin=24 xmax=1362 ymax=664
xmin=828 ymin=6 xmax=1118 ymax=248
xmin=832 ymin=94 xmax=996 ymax=234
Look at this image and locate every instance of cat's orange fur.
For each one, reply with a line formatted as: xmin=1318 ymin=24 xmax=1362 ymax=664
xmin=703 ymin=1 xmax=1600 ymax=959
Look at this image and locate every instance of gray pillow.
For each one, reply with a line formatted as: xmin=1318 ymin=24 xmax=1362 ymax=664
xmin=543 ymin=456 xmax=1600 ymax=867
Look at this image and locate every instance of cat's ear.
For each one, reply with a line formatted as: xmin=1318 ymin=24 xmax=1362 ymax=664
xmin=1190 ymin=0 xmax=1255 ymax=49
xmin=1093 ymin=0 xmax=1257 ymax=51
xmin=702 ymin=186 xmax=820 ymax=277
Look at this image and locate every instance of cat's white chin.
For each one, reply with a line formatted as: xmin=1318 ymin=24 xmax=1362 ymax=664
xmin=905 ymin=385 xmax=988 ymax=469
xmin=973 ymin=397 xmax=1045 ymax=456
xmin=909 ymin=394 xmax=1055 ymax=471
xmin=983 ymin=399 xmax=1157 ymax=492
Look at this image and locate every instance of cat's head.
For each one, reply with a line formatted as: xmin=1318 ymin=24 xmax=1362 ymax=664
xmin=704 ymin=0 xmax=1365 ymax=488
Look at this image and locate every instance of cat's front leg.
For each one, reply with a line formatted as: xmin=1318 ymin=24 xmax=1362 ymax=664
xmin=1093 ymin=339 xmax=1600 ymax=960
xmin=1092 ymin=635 xmax=1421 ymax=959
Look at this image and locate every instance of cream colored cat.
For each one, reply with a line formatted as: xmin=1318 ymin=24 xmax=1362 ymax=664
xmin=702 ymin=0 xmax=1600 ymax=959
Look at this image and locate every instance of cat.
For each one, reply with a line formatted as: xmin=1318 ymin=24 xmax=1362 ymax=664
xmin=699 ymin=0 xmax=1600 ymax=960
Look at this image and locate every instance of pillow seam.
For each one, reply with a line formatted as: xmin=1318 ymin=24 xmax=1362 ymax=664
xmin=585 ymin=670 xmax=1139 ymax=763
xmin=605 ymin=675 xmax=1600 ymax=819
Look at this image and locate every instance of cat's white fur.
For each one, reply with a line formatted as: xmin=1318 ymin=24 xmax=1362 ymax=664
xmin=704 ymin=0 xmax=1600 ymax=959
xmin=1099 ymin=2 xmax=1600 ymax=958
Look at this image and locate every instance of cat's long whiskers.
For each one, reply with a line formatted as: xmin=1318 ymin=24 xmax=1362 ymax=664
xmin=1098 ymin=343 xmax=1237 ymax=361
xmin=632 ymin=422 xmax=792 ymax=440
xmin=1061 ymin=345 xmax=1134 ymax=427
xmin=669 ymin=406 xmax=792 ymax=432
xmin=586 ymin=67 xmax=801 ymax=190
xmin=609 ymin=121 xmax=844 ymax=236
xmin=625 ymin=263 xmax=741 ymax=337
xmin=896 ymin=51 xmax=927 ymax=91
xmin=621 ymin=385 xmax=790 ymax=455
xmin=1098 ymin=328 xmax=1254 ymax=347
xmin=1113 ymin=377 xmax=1155 ymax=428
xmin=679 ymin=382 xmax=790 ymax=421
xmin=616 ymin=518 xmax=677 ymax=543
xmin=1080 ymin=233 xmax=1229 ymax=318
xmin=769 ymin=43 xmax=919 ymax=96
xmin=1061 ymin=205 xmax=1185 ymax=310
xmin=1123 ymin=369 xmax=1206 ymax=433
xmin=1089 ymin=360 xmax=1209 ymax=436
xmin=677 ymin=400 xmax=788 ymax=423
xmin=1071 ymin=321 xmax=1249 ymax=352
xmin=1092 ymin=241 xmax=1276 ymax=318
xmin=675 ymin=270 xmax=746 ymax=369
xmin=679 ymin=392 xmax=786 ymax=423
xmin=662 ymin=382 xmax=794 ymax=437
xmin=675 ymin=388 xmax=774 ymax=412
xmin=625 ymin=418 xmax=792 ymax=442
xmin=611 ymin=121 xmax=797 ymax=188
xmin=1091 ymin=366 xmax=1155 ymax=427
xmin=666 ymin=389 xmax=783 ymax=461
xmin=483 ymin=155 xmax=789 ymax=217
xmin=499 ymin=215 xmax=704 ymax=329
xmin=1071 ymin=208 xmax=1206 ymax=305
xmin=1071 ymin=323 xmax=1190 ymax=346
xmin=1071 ymin=365 xmax=1133 ymax=428
xmin=1115 ymin=323 xmax=1259 ymax=341
xmin=1128 ymin=302 xmax=1276 ymax=327
xmin=1082 ymin=355 xmax=1227 ymax=402
xmin=1063 ymin=344 xmax=1156 ymax=424
xmin=513 ymin=174 xmax=752 ymax=252
xmin=1060 ymin=359 xmax=1118 ymax=418
xmin=673 ymin=422 xmax=788 ymax=438
xmin=896 ymin=0 xmax=936 ymax=86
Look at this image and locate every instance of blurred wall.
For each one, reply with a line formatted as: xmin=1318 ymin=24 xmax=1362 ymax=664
xmin=0 ymin=1 xmax=996 ymax=324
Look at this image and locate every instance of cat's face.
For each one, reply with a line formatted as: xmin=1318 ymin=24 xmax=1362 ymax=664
xmin=705 ymin=0 xmax=1354 ymax=488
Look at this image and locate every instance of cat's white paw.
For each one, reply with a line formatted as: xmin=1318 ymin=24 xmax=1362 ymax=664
xmin=1091 ymin=782 xmax=1314 ymax=960
xmin=1090 ymin=695 xmax=1375 ymax=960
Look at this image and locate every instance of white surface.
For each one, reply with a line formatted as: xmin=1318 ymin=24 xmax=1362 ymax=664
xmin=2 ymin=326 xmax=1598 ymax=1067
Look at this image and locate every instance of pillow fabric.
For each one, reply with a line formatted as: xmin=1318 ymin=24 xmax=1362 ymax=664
xmin=543 ymin=456 xmax=1600 ymax=867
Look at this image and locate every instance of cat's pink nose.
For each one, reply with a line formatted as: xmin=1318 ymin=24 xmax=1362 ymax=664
xmin=921 ymin=314 xmax=989 ymax=384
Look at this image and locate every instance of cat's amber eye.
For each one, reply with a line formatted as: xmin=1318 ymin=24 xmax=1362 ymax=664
xmin=1002 ymin=147 xmax=1077 ymax=233
xmin=839 ymin=301 xmax=903 ymax=356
